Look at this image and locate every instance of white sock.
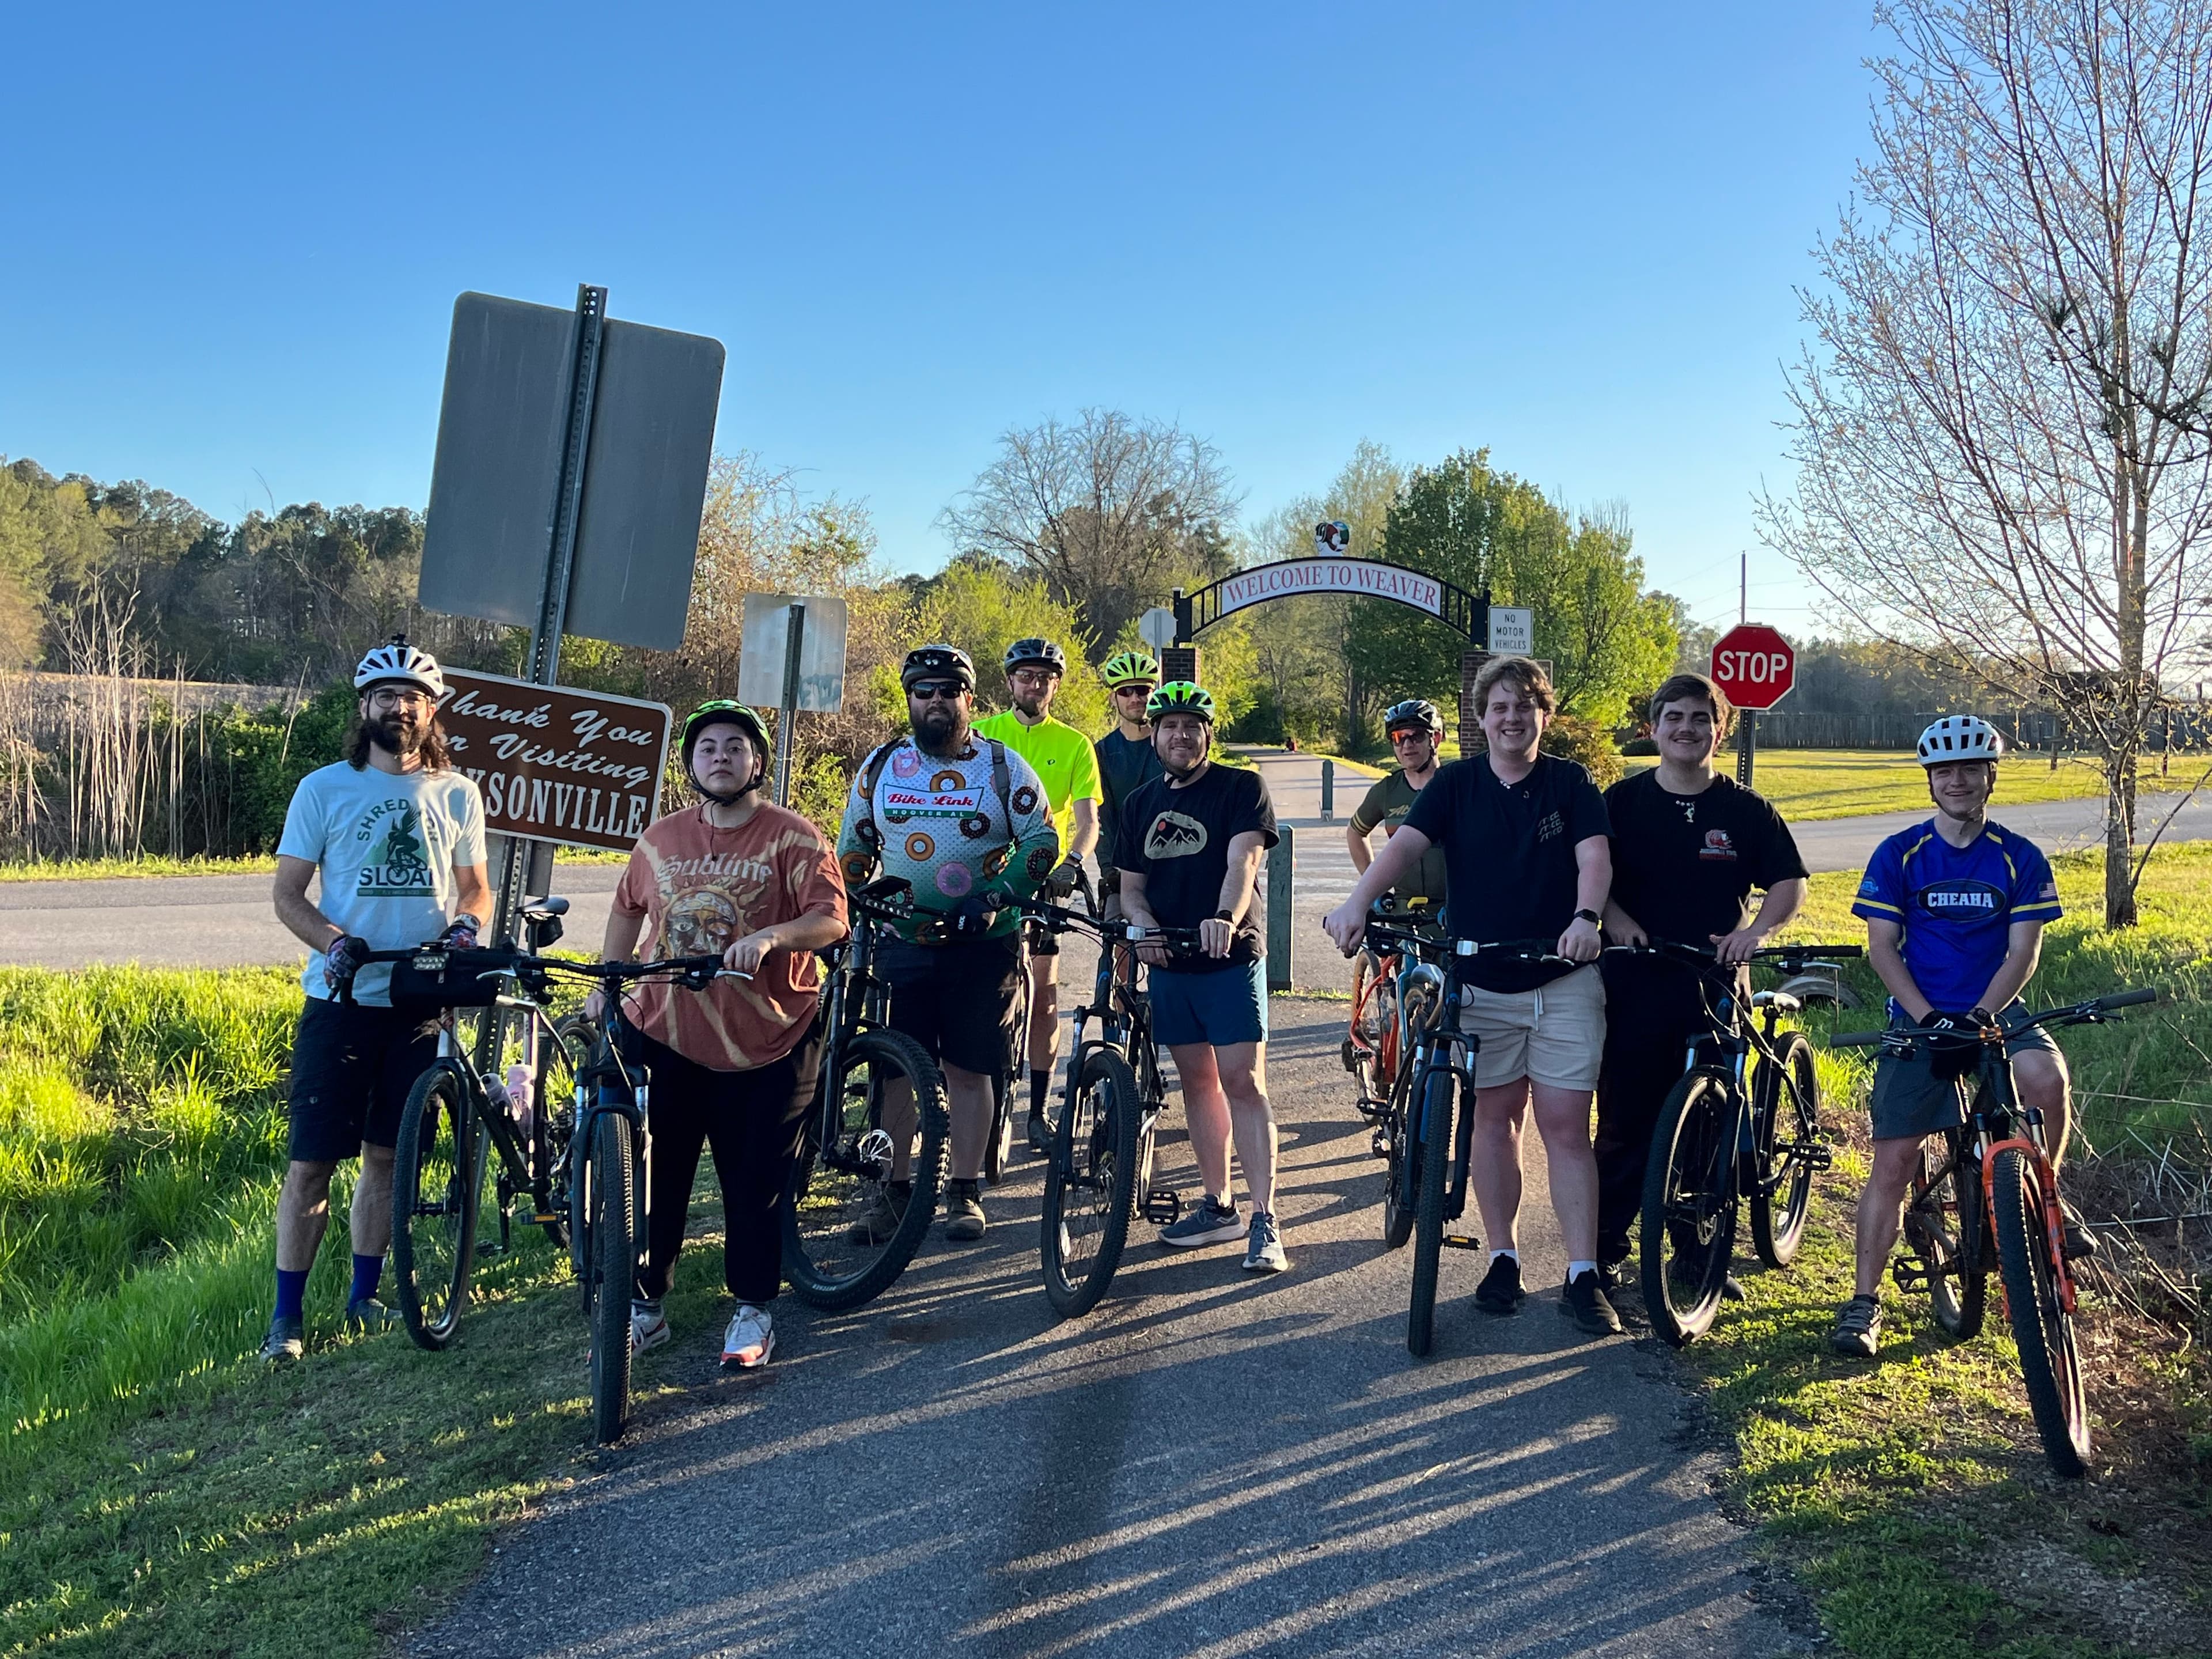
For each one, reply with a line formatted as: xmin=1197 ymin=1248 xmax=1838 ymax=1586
xmin=1490 ymin=1248 xmax=1519 ymax=1265
xmin=1568 ymin=1260 xmax=1597 ymax=1279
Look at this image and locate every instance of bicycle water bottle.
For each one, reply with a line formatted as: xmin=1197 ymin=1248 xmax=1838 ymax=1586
xmin=505 ymin=1063 xmax=534 ymax=1137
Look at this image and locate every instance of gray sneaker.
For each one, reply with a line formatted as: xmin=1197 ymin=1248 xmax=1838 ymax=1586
xmin=1243 ymin=1210 xmax=1290 ymax=1273
xmin=944 ymin=1179 xmax=987 ymax=1243
xmin=1160 ymin=1197 xmax=1246 ymax=1248
xmin=260 ymin=1313 xmax=305 ymax=1363
xmin=845 ymin=1180 xmax=911 ymax=1245
xmin=344 ymin=1297 xmax=391 ymax=1335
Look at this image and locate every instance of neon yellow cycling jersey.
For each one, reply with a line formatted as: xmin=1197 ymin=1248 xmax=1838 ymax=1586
xmin=972 ymin=710 xmax=1100 ymax=855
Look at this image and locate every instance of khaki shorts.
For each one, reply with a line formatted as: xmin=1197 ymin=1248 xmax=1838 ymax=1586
xmin=1456 ymin=964 xmax=1607 ymax=1091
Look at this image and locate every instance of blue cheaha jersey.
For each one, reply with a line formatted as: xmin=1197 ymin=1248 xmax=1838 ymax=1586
xmin=1851 ymin=819 xmax=2062 ymax=1013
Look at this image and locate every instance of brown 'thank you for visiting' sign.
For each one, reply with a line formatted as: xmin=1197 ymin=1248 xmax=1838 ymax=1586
xmin=437 ymin=668 xmax=673 ymax=854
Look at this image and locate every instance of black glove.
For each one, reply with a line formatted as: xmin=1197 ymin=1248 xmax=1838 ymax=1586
xmin=324 ymin=934 xmax=369 ymax=991
xmin=1919 ymin=1009 xmax=1983 ymax=1081
xmin=1043 ymin=859 xmax=1081 ymax=901
xmin=947 ymin=897 xmax=994 ymax=939
xmin=433 ymin=917 xmax=481 ymax=952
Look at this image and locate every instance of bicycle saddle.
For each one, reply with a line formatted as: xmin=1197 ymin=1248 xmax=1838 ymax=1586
xmin=520 ymin=896 xmax=570 ymax=921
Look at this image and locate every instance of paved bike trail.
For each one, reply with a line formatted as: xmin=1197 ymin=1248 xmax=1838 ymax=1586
xmin=406 ymin=994 xmax=1805 ymax=1659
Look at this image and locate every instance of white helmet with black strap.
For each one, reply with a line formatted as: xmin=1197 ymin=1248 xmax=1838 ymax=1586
xmin=1915 ymin=714 xmax=2003 ymax=766
xmin=353 ymin=635 xmax=446 ymax=699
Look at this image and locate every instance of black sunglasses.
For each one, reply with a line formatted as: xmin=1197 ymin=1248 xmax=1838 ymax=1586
xmin=909 ymin=683 xmax=965 ymax=701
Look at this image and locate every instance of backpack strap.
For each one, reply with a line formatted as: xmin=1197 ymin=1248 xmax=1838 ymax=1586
xmin=983 ymin=737 xmax=1015 ymax=830
xmin=851 ymin=739 xmax=902 ymax=860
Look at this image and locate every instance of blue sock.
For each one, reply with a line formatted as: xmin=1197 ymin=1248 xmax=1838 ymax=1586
xmin=274 ymin=1267 xmax=309 ymax=1322
xmin=350 ymin=1253 xmax=384 ymax=1306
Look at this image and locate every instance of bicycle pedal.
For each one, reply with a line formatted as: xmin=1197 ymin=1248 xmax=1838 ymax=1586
xmin=1370 ymin=1133 xmax=1391 ymax=1160
xmin=1441 ymin=1234 xmax=1483 ymax=1252
xmin=1141 ymin=1188 xmax=1181 ymax=1225
xmin=1804 ymin=1146 xmax=1834 ymax=1171
xmin=531 ymin=1213 xmax=563 ymax=1225
xmin=1890 ymin=1257 xmax=1931 ymax=1293
xmin=1340 ymin=1038 xmax=1363 ymax=1074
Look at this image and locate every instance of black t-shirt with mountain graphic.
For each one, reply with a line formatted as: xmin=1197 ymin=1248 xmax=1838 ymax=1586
xmin=1115 ymin=763 xmax=1279 ymax=973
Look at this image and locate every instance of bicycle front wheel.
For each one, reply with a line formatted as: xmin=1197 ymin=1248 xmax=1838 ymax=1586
xmin=391 ymin=1064 xmax=480 ymax=1351
xmin=1041 ymin=1049 xmax=1141 ymax=1317
xmin=1749 ymin=1031 xmax=1820 ymax=1268
xmin=1904 ymin=1133 xmax=1986 ymax=1338
xmin=783 ymin=1028 xmax=949 ymax=1312
xmin=1641 ymin=1070 xmax=1737 ymax=1347
xmin=1991 ymin=1149 xmax=2090 ymax=1478
xmin=1380 ymin=1063 xmax=1418 ymax=1252
xmin=1407 ymin=1069 xmax=1455 ymax=1358
xmin=576 ymin=1111 xmax=637 ymax=1445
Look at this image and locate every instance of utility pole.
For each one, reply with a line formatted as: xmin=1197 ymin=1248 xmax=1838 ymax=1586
xmin=1740 ymin=551 xmax=1747 ymax=625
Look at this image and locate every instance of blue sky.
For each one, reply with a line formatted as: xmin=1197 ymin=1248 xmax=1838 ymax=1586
xmin=3 ymin=3 xmax=1883 ymax=638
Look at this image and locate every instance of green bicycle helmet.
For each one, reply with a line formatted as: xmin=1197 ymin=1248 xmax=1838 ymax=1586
xmin=1101 ymin=649 xmax=1160 ymax=688
xmin=1146 ymin=681 xmax=1217 ymax=724
xmin=681 ymin=700 xmax=773 ymax=789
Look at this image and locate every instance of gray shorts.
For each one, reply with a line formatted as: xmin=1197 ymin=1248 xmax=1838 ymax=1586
xmin=1456 ymin=963 xmax=1606 ymax=1091
xmin=1867 ymin=999 xmax=2062 ymax=1141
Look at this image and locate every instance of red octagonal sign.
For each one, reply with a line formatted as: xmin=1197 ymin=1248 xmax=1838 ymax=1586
xmin=1710 ymin=624 xmax=1796 ymax=710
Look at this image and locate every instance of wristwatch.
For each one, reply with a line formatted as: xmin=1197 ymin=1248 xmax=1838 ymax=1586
xmin=1212 ymin=909 xmax=1237 ymax=923
xmin=1573 ymin=908 xmax=1602 ymax=926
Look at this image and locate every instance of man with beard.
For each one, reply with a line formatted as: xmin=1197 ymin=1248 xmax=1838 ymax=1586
xmin=1596 ymin=673 xmax=1806 ymax=1293
xmin=1115 ymin=683 xmax=1289 ymax=1272
xmin=592 ymin=702 xmax=846 ymax=1372
xmin=836 ymin=645 xmax=1058 ymax=1243
xmin=260 ymin=638 xmax=489 ymax=1362
xmin=973 ymin=638 xmax=1099 ymax=1150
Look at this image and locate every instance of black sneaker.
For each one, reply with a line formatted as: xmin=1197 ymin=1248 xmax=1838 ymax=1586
xmin=260 ymin=1313 xmax=305 ymax=1364
xmin=344 ymin=1296 xmax=391 ymax=1335
xmin=1563 ymin=1269 xmax=1623 ymax=1335
xmin=1831 ymin=1293 xmax=1882 ymax=1358
xmin=1474 ymin=1253 xmax=1525 ymax=1315
xmin=1026 ymin=1108 xmax=1052 ymax=1153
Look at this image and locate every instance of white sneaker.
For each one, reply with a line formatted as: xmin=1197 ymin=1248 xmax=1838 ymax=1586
xmin=722 ymin=1304 xmax=775 ymax=1370
xmin=630 ymin=1298 xmax=669 ymax=1354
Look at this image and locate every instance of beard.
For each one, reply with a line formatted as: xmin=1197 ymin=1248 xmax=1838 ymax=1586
xmin=372 ymin=711 xmax=423 ymax=758
xmin=914 ymin=703 xmax=965 ymax=753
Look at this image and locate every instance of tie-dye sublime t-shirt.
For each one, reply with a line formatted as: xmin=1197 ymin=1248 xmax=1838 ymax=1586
xmin=835 ymin=736 xmax=1059 ymax=942
xmin=611 ymin=802 xmax=847 ymax=1071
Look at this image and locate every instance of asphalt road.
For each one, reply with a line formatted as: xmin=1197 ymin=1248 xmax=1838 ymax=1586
xmin=3 ymin=756 xmax=2206 ymax=990
xmin=407 ymin=993 xmax=1805 ymax=1659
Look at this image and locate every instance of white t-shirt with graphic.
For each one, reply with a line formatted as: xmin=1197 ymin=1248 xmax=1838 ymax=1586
xmin=277 ymin=761 xmax=489 ymax=1004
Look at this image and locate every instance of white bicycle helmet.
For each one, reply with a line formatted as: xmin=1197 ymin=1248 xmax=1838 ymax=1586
xmin=353 ymin=635 xmax=446 ymax=699
xmin=1916 ymin=714 xmax=2004 ymax=766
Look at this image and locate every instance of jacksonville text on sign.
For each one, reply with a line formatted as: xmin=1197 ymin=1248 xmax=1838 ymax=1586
xmin=436 ymin=668 xmax=674 ymax=854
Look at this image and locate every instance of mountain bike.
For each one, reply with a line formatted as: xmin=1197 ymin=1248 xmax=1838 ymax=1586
xmin=1629 ymin=938 xmax=1862 ymax=1347
xmin=781 ymin=878 xmax=951 ymax=1312
xmin=349 ymin=934 xmax=726 ymax=1444
xmin=1358 ymin=923 xmax=1578 ymax=1358
xmin=1003 ymin=891 xmax=1196 ymax=1317
xmin=1834 ymin=987 xmax=2157 ymax=1478
xmin=1354 ymin=910 xmax=1448 ymax=1252
xmin=985 ymin=922 xmax=1035 ymax=1184
xmin=1343 ymin=895 xmax=1440 ymax=1119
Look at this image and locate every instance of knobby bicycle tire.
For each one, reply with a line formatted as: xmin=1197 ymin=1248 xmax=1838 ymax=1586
xmin=1641 ymin=1069 xmax=1736 ymax=1347
xmin=1041 ymin=1048 xmax=1142 ymax=1317
xmin=391 ymin=1063 xmax=480 ymax=1352
xmin=984 ymin=962 xmax=1033 ymax=1186
xmin=1905 ymin=1132 xmax=1987 ymax=1339
xmin=582 ymin=1111 xmax=636 ymax=1445
xmin=533 ymin=1016 xmax=593 ymax=1252
xmin=783 ymin=1027 xmax=949 ymax=1312
xmin=1380 ymin=1060 xmax=1418 ymax=1252
xmin=1407 ymin=1068 xmax=1455 ymax=1358
xmin=1991 ymin=1148 xmax=2091 ymax=1478
xmin=1749 ymin=1031 xmax=1820 ymax=1269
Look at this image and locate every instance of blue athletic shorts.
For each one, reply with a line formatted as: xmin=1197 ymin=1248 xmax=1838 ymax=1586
xmin=1147 ymin=960 xmax=1268 ymax=1048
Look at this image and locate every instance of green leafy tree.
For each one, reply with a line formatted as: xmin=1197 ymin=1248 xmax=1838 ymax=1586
xmin=908 ymin=560 xmax=1108 ymax=735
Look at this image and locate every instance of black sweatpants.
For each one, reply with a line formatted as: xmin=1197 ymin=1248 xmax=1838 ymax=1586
xmin=631 ymin=1024 xmax=820 ymax=1308
xmin=1592 ymin=963 xmax=1703 ymax=1267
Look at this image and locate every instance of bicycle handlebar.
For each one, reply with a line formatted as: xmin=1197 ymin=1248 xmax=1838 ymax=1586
xmin=1831 ymin=986 xmax=2161 ymax=1048
xmin=332 ymin=945 xmax=737 ymax=1004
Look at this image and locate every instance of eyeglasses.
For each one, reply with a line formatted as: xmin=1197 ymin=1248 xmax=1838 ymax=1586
xmin=369 ymin=688 xmax=433 ymax=709
xmin=1113 ymin=684 xmax=1155 ymax=697
xmin=1009 ymin=669 xmax=1056 ymax=688
xmin=909 ymin=683 xmax=965 ymax=702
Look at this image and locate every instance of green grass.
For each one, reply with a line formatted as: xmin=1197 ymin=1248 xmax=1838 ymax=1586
xmin=0 ymin=964 xmax=741 ymax=1655
xmin=1687 ymin=845 xmax=2212 ymax=1656
xmin=1633 ymin=749 xmax=2195 ymax=824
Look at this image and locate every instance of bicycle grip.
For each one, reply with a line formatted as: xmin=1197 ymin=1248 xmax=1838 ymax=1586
xmin=1829 ymin=1029 xmax=1887 ymax=1047
xmin=2095 ymin=987 xmax=2158 ymax=1010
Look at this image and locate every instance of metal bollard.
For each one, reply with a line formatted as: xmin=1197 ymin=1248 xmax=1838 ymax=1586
xmin=1320 ymin=759 xmax=1335 ymax=821
xmin=1267 ymin=824 xmax=1295 ymax=994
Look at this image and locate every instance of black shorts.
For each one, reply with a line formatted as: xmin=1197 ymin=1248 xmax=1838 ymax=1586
xmin=877 ymin=934 xmax=1022 ymax=1077
xmin=286 ymin=997 xmax=441 ymax=1162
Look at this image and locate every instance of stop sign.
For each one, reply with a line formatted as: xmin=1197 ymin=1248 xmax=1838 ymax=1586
xmin=1710 ymin=624 xmax=1796 ymax=710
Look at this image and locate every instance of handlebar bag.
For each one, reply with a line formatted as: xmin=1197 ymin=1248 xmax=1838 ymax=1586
xmin=388 ymin=946 xmax=518 ymax=1009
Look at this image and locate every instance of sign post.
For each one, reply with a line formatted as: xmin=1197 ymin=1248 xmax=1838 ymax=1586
xmin=1709 ymin=623 xmax=1797 ymax=790
xmin=737 ymin=593 xmax=849 ymax=806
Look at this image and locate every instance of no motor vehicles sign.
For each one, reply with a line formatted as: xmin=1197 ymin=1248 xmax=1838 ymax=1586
xmin=1709 ymin=624 xmax=1796 ymax=710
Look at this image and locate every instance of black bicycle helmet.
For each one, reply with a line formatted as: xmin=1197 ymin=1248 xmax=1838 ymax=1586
xmin=1384 ymin=698 xmax=1443 ymax=737
xmin=680 ymin=700 xmax=773 ymax=786
xmin=1002 ymin=637 xmax=1067 ymax=677
xmin=901 ymin=643 xmax=976 ymax=693
xmin=1146 ymin=681 xmax=1217 ymax=724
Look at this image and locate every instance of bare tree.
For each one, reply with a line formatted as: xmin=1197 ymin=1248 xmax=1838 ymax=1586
xmin=940 ymin=410 xmax=1239 ymax=651
xmin=1762 ymin=0 xmax=2212 ymax=926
